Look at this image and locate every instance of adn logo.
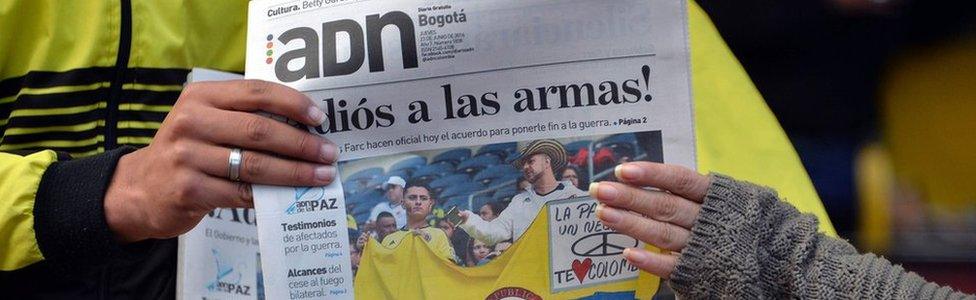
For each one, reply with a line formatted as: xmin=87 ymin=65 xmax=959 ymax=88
xmin=265 ymin=34 xmax=275 ymax=65
xmin=271 ymin=11 xmax=419 ymax=82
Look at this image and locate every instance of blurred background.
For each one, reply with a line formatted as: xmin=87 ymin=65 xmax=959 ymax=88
xmin=697 ymin=0 xmax=975 ymax=293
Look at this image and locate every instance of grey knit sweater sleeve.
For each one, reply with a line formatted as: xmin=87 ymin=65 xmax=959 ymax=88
xmin=668 ymin=174 xmax=974 ymax=300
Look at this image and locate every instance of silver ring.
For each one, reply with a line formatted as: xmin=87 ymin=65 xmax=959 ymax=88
xmin=228 ymin=148 xmax=243 ymax=181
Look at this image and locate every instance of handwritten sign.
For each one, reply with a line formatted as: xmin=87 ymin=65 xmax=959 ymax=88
xmin=547 ymin=197 xmax=641 ymax=293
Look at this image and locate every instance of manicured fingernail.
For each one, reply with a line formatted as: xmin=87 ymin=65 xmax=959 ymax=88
xmin=623 ymin=248 xmax=649 ymax=262
xmin=597 ymin=204 xmax=621 ymax=223
xmin=320 ymin=143 xmax=337 ymax=162
xmin=597 ymin=184 xmax=619 ymax=201
xmin=616 ymin=164 xmax=643 ymax=181
xmin=307 ymin=106 xmax=327 ymax=125
xmin=314 ymin=166 xmax=335 ymax=182
xmin=588 ymin=183 xmax=599 ymax=197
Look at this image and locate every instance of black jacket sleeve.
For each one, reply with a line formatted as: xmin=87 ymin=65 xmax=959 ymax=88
xmin=1 ymin=147 xmax=177 ymax=299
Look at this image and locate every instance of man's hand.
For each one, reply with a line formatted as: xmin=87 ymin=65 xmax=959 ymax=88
xmin=356 ymin=230 xmax=371 ymax=250
xmin=104 ymin=80 xmax=337 ymax=243
xmin=588 ymin=162 xmax=710 ymax=279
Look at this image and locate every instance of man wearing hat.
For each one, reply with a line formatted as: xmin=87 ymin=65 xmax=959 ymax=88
xmin=368 ymin=176 xmax=408 ymax=229
xmin=458 ymin=139 xmax=587 ymax=245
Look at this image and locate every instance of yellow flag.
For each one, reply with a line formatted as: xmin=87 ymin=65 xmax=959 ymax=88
xmin=356 ymin=207 xmax=651 ymax=299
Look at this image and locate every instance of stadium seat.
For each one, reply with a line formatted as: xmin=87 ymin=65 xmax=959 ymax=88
xmin=365 ymin=175 xmax=389 ymax=191
xmin=439 ymin=181 xmax=486 ymax=200
xmin=344 ymin=167 xmax=385 ymax=194
xmin=412 ymin=161 xmax=454 ymax=179
xmin=389 ymin=155 xmax=427 ymax=176
xmin=504 ymin=149 xmax=520 ymax=164
xmin=477 ymin=142 xmax=517 ymax=160
xmin=473 ymin=165 xmax=518 ymax=186
xmin=412 ymin=161 xmax=455 ymax=183
xmin=349 ymin=190 xmax=385 ymax=219
xmin=493 ymin=189 xmax=518 ymax=203
xmin=432 ymin=148 xmax=471 ymax=165
xmin=349 ymin=189 xmax=383 ymax=206
xmin=456 ymin=153 xmax=501 ymax=176
xmin=353 ymin=210 xmax=371 ymax=225
xmin=429 ymin=174 xmax=470 ymax=197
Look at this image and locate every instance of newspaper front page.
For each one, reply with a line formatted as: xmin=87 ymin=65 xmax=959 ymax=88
xmin=245 ymin=0 xmax=693 ymax=298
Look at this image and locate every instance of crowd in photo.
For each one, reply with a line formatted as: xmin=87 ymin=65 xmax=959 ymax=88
xmin=342 ymin=132 xmax=661 ymax=275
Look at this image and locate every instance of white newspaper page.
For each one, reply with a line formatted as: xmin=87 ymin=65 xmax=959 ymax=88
xmin=177 ymin=69 xmax=265 ymax=300
xmin=247 ymin=0 xmax=692 ymax=298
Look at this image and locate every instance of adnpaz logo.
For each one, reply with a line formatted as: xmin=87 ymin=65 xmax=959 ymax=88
xmin=286 ymin=186 xmax=339 ymax=215
xmin=206 ymin=249 xmax=252 ymax=296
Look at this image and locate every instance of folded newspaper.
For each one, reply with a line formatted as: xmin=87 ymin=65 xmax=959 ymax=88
xmin=182 ymin=0 xmax=694 ymax=299
xmin=178 ymin=69 xmax=266 ymax=300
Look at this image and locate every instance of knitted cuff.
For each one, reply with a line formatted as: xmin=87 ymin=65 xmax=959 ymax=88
xmin=34 ymin=146 xmax=156 ymax=271
xmin=668 ymin=173 xmax=771 ymax=298
xmin=667 ymin=175 xmax=976 ymax=299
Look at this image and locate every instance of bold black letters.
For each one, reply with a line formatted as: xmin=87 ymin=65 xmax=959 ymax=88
xmin=366 ymin=12 xmax=419 ymax=72
xmin=322 ymin=20 xmax=365 ymax=77
xmin=275 ymin=27 xmax=320 ymax=82
xmin=274 ymin=11 xmax=419 ymax=82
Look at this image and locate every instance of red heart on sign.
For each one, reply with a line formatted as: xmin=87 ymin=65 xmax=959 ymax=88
xmin=571 ymin=258 xmax=593 ymax=284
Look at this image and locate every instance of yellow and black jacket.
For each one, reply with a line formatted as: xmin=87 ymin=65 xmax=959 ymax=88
xmin=0 ymin=1 xmax=246 ymax=298
xmin=1 ymin=1 xmax=841 ymax=299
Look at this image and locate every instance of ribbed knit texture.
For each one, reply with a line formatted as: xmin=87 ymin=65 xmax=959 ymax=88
xmin=669 ymin=174 xmax=974 ymax=299
xmin=34 ymin=146 xmax=157 ymax=273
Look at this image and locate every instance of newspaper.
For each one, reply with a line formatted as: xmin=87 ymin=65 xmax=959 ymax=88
xmin=177 ymin=70 xmax=265 ymax=300
xmin=245 ymin=0 xmax=693 ymax=299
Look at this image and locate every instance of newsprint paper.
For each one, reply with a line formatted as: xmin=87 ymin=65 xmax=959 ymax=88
xmin=244 ymin=0 xmax=694 ymax=299
xmin=177 ymin=69 xmax=264 ymax=300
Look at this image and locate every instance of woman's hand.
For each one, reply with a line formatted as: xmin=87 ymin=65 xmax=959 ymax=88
xmin=588 ymin=162 xmax=710 ymax=279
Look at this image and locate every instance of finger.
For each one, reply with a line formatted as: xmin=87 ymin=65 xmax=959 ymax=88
xmin=192 ymin=175 xmax=254 ymax=209
xmin=589 ymin=182 xmax=700 ymax=229
xmin=187 ymin=79 xmax=326 ymax=126
xmin=189 ymin=144 xmax=336 ymax=186
xmin=622 ymin=248 xmax=678 ymax=279
xmin=198 ymin=108 xmax=337 ymax=163
xmin=597 ymin=204 xmax=690 ymax=251
xmin=614 ymin=162 xmax=710 ymax=202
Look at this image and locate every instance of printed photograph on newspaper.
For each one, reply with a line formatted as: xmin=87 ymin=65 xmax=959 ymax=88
xmin=244 ymin=0 xmax=693 ymax=299
xmin=342 ymin=132 xmax=663 ymax=293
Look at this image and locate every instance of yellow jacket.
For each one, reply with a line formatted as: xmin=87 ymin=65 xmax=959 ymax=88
xmin=0 ymin=1 xmax=246 ymax=272
xmin=381 ymin=226 xmax=456 ymax=263
xmin=1 ymin=1 xmax=835 ymax=298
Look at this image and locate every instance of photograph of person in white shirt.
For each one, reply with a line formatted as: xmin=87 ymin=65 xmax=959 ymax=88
xmin=458 ymin=139 xmax=587 ymax=246
xmin=368 ymin=176 xmax=408 ymax=228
